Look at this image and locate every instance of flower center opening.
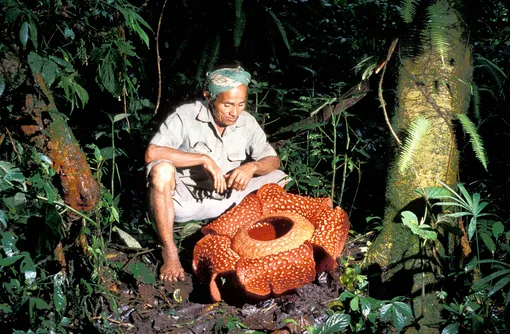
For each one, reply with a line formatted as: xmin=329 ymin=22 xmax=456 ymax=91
xmin=247 ymin=217 xmax=293 ymax=241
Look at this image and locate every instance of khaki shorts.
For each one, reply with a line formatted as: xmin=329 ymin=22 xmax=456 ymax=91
xmin=146 ymin=159 xmax=289 ymax=222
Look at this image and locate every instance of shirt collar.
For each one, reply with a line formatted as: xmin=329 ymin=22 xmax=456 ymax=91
xmin=196 ymin=100 xmax=246 ymax=131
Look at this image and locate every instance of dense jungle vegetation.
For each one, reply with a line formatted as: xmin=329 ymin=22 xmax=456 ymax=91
xmin=0 ymin=0 xmax=509 ymax=332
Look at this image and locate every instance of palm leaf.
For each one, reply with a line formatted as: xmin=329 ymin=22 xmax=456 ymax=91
xmin=267 ymin=8 xmax=291 ymax=53
xmin=398 ymin=115 xmax=430 ymax=174
xmin=457 ymin=113 xmax=488 ymax=170
xmin=400 ymin=0 xmax=420 ymax=23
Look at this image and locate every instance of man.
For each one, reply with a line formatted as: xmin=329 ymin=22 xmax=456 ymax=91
xmin=145 ymin=66 xmax=287 ymax=282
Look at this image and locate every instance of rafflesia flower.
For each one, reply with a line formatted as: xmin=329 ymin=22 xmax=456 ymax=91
xmin=192 ymin=183 xmax=350 ymax=302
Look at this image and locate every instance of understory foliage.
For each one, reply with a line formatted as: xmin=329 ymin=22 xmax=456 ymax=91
xmin=0 ymin=0 xmax=509 ymax=332
xmin=0 ymin=0 xmax=153 ymax=331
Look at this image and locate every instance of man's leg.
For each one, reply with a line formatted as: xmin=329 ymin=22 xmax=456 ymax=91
xmin=147 ymin=162 xmax=185 ymax=282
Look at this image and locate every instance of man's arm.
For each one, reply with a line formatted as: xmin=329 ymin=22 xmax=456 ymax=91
xmin=226 ymin=155 xmax=280 ymax=191
xmin=145 ymin=144 xmax=227 ymax=193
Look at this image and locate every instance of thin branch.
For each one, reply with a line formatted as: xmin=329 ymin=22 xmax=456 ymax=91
xmin=121 ymin=248 xmax=155 ymax=270
xmin=154 ymin=0 xmax=169 ymax=115
xmin=378 ymin=38 xmax=402 ymax=146
xmin=6 ymin=128 xmax=22 ymax=163
xmin=400 ymin=62 xmax=450 ymax=125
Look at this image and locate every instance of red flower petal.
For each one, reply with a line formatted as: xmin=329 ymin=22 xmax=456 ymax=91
xmin=201 ymin=194 xmax=263 ymax=238
xmin=236 ymin=243 xmax=316 ymax=297
xmin=310 ymin=206 xmax=350 ymax=272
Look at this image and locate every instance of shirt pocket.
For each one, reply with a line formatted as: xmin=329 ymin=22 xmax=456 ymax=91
xmin=227 ymin=141 xmax=247 ymax=161
xmin=190 ymin=141 xmax=212 ymax=154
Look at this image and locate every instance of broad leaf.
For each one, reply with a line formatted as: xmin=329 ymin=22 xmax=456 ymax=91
xmin=480 ymin=232 xmax=496 ymax=253
xmin=492 ymin=221 xmax=504 ymax=238
xmin=441 ymin=322 xmax=460 ymax=334
xmin=42 ymin=60 xmax=58 ymax=87
xmin=128 ymin=262 xmax=156 ymax=284
xmin=53 ymin=272 xmax=67 ymax=312
xmin=488 ymin=276 xmax=510 ymax=297
xmin=316 ymin=313 xmax=351 ymax=334
xmin=0 ymin=75 xmax=5 ymax=99
xmin=19 ymin=21 xmax=29 ymax=47
xmin=416 ymin=186 xmax=452 ymax=199
xmin=28 ymin=52 xmax=43 ymax=74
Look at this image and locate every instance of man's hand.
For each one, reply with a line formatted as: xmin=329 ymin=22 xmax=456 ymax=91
xmin=202 ymin=155 xmax=227 ymax=194
xmin=225 ymin=163 xmax=257 ymax=191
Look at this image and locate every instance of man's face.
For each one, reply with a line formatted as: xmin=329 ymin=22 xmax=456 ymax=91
xmin=208 ymin=84 xmax=248 ymax=128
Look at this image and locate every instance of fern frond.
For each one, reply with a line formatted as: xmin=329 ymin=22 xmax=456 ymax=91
xmin=205 ymin=35 xmax=221 ymax=74
xmin=425 ymin=2 xmax=455 ymax=64
xmin=457 ymin=113 xmax=488 ymax=170
xmin=352 ymin=56 xmax=377 ymax=80
xmin=195 ymin=35 xmax=220 ymax=81
xmin=234 ymin=12 xmax=246 ymax=48
xmin=398 ymin=116 xmax=430 ymax=174
xmin=401 ymin=0 xmax=420 ymax=23
xmin=267 ymin=8 xmax=291 ymax=53
xmin=235 ymin=0 xmax=243 ymax=18
xmin=471 ymin=83 xmax=481 ymax=123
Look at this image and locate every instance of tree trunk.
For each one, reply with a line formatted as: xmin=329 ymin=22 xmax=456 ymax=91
xmin=20 ymin=73 xmax=101 ymax=213
xmin=364 ymin=1 xmax=472 ymax=331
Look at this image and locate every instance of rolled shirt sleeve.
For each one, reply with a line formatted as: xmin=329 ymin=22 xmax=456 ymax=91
xmin=150 ymin=112 xmax=185 ymax=149
xmin=247 ymin=121 xmax=277 ymax=161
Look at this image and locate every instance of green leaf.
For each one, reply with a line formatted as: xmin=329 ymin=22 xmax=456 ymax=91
xmin=21 ymin=255 xmax=37 ymax=285
xmin=488 ymin=276 xmax=510 ymax=297
xmin=128 ymin=262 xmax=156 ymax=284
xmin=63 ymin=26 xmax=75 ymax=40
xmin=1 ymin=231 xmax=19 ymax=257
xmin=0 ymin=304 xmax=12 ymax=313
xmin=457 ymin=114 xmax=488 ymax=170
xmin=393 ymin=301 xmax=413 ymax=330
xmin=28 ymin=52 xmax=43 ymax=74
xmin=31 ymin=297 xmax=50 ymax=310
xmin=178 ymin=222 xmax=203 ymax=240
xmin=350 ymin=295 xmax=359 ymax=311
xmin=492 ymin=221 xmax=504 ymax=239
xmin=316 ymin=313 xmax=351 ymax=334
xmin=19 ymin=21 xmax=29 ymax=47
xmin=42 ymin=60 xmax=58 ymax=87
xmin=0 ymin=254 xmax=23 ymax=266
xmin=416 ymin=186 xmax=452 ymax=199
xmin=73 ymin=83 xmax=89 ymax=108
xmin=113 ymin=113 xmax=130 ymax=123
xmin=467 ymin=216 xmax=477 ymax=240
xmin=480 ymin=232 xmax=496 ymax=254
xmin=53 ymin=272 xmax=67 ymax=313
xmin=401 ymin=211 xmax=437 ymax=241
xmin=398 ymin=116 xmax=429 ymax=174
xmin=441 ymin=322 xmax=460 ymax=334
xmin=473 ymin=269 xmax=510 ymax=290
xmin=0 ymin=75 xmax=5 ymax=98
xmin=28 ymin=21 xmax=38 ymax=49
xmin=267 ymin=8 xmax=291 ymax=53
xmin=0 ymin=209 xmax=6 ymax=228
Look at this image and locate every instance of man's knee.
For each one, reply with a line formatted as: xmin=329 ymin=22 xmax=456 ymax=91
xmin=148 ymin=162 xmax=176 ymax=191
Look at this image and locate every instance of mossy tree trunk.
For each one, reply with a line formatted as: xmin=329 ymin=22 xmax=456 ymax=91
xmin=365 ymin=1 xmax=472 ymax=331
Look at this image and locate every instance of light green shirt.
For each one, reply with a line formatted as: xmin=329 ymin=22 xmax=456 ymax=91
xmin=150 ymin=101 xmax=277 ymax=199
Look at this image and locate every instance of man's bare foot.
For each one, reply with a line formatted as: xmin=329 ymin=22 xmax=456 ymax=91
xmin=160 ymin=246 xmax=185 ymax=282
